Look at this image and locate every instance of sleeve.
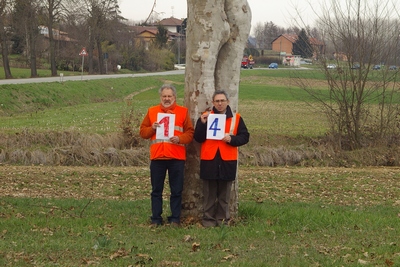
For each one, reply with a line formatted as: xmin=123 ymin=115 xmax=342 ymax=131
xmin=229 ymin=117 xmax=250 ymax=147
xmin=139 ymin=110 xmax=155 ymax=139
xmin=194 ymin=117 xmax=207 ymax=143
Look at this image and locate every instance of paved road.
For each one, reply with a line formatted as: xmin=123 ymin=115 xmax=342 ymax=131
xmin=0 ymin=70 xmax=185 ymax=85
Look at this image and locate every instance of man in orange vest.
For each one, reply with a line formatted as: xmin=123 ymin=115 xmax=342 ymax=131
xmin=194 ymin=90 xmax=249 ymax=227
xmin=140 ymin=84 xmax=194 ymax=227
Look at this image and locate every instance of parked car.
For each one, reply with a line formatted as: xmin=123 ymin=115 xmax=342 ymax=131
xmin=351 ymin=63 xmax=360 ymax=69
xmin=389 ymin=65 xmax=397 ymax=71
xmin=174 ymin=64 xmax=186 ymax=70
xmin=372 ymin=65 xmax=381 ymax=70
xmin=327 ymin=64 xmax=337 ymax=69
xmin=268 ymin=63 xmax=278 ymax=69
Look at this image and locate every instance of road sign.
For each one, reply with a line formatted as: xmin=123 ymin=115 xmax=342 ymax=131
xmin=79 ymin=47 xmax=88 ymax=56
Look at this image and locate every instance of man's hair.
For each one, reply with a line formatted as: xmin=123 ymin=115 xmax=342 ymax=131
xmin=159 ymin=84 xmax=177 ymax=96
xmin=212 ymin=90 xmax=229 ymax=101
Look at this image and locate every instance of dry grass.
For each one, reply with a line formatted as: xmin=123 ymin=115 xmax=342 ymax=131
xmin=1 ymin=165 xmax=398 ymax=208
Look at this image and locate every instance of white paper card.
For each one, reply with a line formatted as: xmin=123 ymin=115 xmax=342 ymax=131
xmin=156 ymin=113 xmax=175 ymax=139
xmin=206 ymin=114 xmax=226 ymax=140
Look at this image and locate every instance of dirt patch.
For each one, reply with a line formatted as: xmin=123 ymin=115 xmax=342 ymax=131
xmin=1 ymin=165 xmax=399 ymax=208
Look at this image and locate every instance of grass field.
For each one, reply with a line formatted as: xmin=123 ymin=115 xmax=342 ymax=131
xmin=0 ymin=165 xmax=399 ymax=266
xmin=0 ymin=68 xmax=399 ymax=266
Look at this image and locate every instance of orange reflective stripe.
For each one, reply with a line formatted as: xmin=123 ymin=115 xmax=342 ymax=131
xmin=151 ymin=139 xmax=184 ymax=146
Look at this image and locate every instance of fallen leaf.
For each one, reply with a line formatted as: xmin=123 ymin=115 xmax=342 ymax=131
xmin=110 ymin=248 xmax=129 ymax=260
xmin=183 ymin=235 xmax=192 ymax=242
xmin=385 ymin=259 xmax=394 ymax=266
xmin=192 ymin=242 xmax=200 ymax=252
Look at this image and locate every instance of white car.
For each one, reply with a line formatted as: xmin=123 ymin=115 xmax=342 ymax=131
xmin=174 ymin=64 xmax=186 ymax=70
xmin=327 ymin=64 xmax=337 ymax=69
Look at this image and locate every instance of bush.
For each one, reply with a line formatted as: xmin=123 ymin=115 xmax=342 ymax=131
xmin=254 ymin=56 xmax=281 ymax=66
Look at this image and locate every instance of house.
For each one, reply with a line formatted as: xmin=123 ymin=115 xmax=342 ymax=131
xmin=271 ymin=34 xmax=325 ymax=59
xmin=37 ymin=26 xmax=77 ymax=58
xmin=129 ymin=18 xmax=184 ymax=50
xmin=271 ymin=34 xmax=297 ymax=55
xmin=158 ymin=17 xmax=183 ymax=33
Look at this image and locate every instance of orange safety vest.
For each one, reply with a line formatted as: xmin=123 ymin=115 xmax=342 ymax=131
xmin=200 ymin=113 xmax=241 ymax=161
xmin=149 ymin=105 xmax=188 ymax=160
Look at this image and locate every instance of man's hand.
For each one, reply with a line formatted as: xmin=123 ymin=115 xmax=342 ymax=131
xmin=222 ymin=134 xmax=231 ymax=143
xmin=200 ymin=112 xmax=210 ymax=124
xmin=170 ymin=136 xmax=180 ymax=144
xmin=152 ymin=122 xmax=160 ymax=130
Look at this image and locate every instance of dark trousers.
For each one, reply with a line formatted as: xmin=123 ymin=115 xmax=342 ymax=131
xmin=202 ymin=179 xmax=233 ymax=227
xmin=150 ymin=159 xmax=185 ymax=224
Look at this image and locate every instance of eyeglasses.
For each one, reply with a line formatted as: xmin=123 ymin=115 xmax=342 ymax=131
xmin=213 ymin=99 xmax=227 ymax=103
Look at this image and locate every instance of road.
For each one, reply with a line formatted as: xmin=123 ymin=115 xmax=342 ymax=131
xmin=0 ymin=70 xmax=185 ymax=85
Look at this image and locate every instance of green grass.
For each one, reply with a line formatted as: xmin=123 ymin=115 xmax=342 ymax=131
xmin=0 ymin=66 xmax=85 ymax=79
xmin=0 ymin=73 xmax=329 ymax=141
xmin=1 ymin=196 xmax=398 ymax=266
xmin=0 ymin=63 xmax=399 ymax=267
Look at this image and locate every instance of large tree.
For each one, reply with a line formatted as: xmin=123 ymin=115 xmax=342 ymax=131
xmin=182 ymin=0 xmax=251 ymax=220
xmin=39 ymin=0 xmax=65 ymax=76
xmin=71 ymin=0 xmax=121 ymax=74
xmin=0 ymin=0 xmax=12 ymax=79
xmin=13 ymin=0 xmax=40 ymax=77
xmin=292 ymin=28 xmax=313 ymax=58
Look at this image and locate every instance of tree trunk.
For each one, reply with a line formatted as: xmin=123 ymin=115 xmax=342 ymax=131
xmin=182 ymin=0 xmax=251 ymax=221
xmin=48 ymin=18 xmax=57 ymax=76
xmin=88 ymin=31 xmax=95 ymax=74
xmin=97 ymin=39 xmax=105 ymax=74
xmin=29 ymin=27 xmax=38 ymax=78
xmin=0 ymin=12 xmax=12 ymax=79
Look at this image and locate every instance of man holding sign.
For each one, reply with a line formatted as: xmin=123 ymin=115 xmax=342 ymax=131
xmin=140 ymin=84 xmax=194 ymax=227
xmin=194 ymin=90 xmax=249 ymax=227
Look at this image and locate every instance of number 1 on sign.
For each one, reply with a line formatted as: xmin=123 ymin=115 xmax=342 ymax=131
xmin=206 ymin=114 xmax=226 ymax=140
xmin=156 ymin=113 xmax=175 ymax=140
xmin=158 ymin=116 xmax=170 ymax=137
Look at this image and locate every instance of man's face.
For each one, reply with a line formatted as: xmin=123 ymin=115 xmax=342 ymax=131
xmin=213 ymin=93 xmax=229 ymax=113
xmin=160 ymin=88 xmax=176 ymax=108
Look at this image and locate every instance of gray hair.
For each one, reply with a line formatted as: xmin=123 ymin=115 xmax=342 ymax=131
xmin=159 ymin=84 xmax=177 ymax=96
xmin=212 ymin=90 xmax=229 ymax=101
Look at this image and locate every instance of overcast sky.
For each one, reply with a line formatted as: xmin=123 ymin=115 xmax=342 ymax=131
xmin=119 ymin=0 xmax=321 ymax=32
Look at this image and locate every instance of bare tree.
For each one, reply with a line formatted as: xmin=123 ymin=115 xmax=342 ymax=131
xmin=182 ymin=0 xmax=251 ymax=219
xmin=70 ymin=0 xmax=120 ymax=74
xmin=0 ymin=0 xmax=12 ymax=78
xmin=13 ymin=0 xmax=40 ymax=77
xmin=39 ymin=0 xmax=65 ymax=76
xmin=253 ymin=21 xmax=284 ymax=50
xmin=299 ymin=0 xmax=400 ymax=150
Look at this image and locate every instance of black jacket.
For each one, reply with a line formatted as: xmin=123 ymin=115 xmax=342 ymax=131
xmin=194 ymin=105 xmax=250 ymax=180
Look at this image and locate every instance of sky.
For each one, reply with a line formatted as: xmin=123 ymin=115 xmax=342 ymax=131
xmin=119 ymin=0 xmax=321 ymax=33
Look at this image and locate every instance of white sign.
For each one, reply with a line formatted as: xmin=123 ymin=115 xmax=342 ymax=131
xmin=79 ymin=47 xmax=87 ymax=56
xmin=206 ymin=114 xmax=226 ymax=140
xmin=156 ymin=113 xmax=175 ymax=140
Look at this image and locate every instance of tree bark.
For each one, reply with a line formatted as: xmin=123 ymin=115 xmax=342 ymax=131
xmin=0 ymin=1 xmax=12 ymax=79
xmin=46 ymin=0 xmax=58 ymax=77
xmin=182 ymin=0 xmax=251 ymax=221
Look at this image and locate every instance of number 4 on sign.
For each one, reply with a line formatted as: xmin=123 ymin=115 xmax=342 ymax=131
xmin=156 ymin=113 xmax=175 ymax=140
xmin=207 ymin=114 xmax=226 ymax=140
